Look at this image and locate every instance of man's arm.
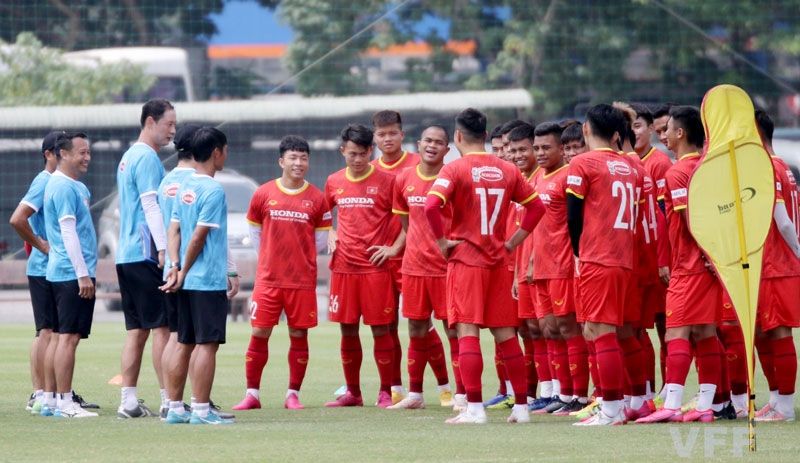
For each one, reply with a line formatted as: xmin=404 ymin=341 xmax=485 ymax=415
xmin=424 ymin=194 xmax=462 ymax=258
xmin=160 ymin=221 xmax=182 ymax=292
xmin=141 ymin=192 xmax=166 ymax=268
xmin=9 ymin=203 xmax=49 ymax=255
xmin=505 ymin=196 xmax=545 ymax=252
xmin=173 ymin=226 xmax=212 ymax=291
xmin=566 ymin=194 xmax=584 ymax=257
xmin=60 ymin=216 xmax=94 ymax=299
xmin=774 ymin=202 xmax=800 ymax=258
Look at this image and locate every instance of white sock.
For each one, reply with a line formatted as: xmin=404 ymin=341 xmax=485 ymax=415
xmin=541 ymin=381 xmax=553 ymax=399
xmin=731 ymin=393 xmax=747 ymax=411
xmin=286 ymin=389 xmax=299 ymax=399
xmin=560 ymin=394 xmax=571 ymax=403
xmin=602 ymin=399 xmax=621 ymax=417
xmin=57 ymin=392 xmax=73 ymax=410
xmin=467 ymin=402 xmax=484 ymax=416
xmin=437 ymin=384 xmax=451 ymax=392
xmin=664 ymin=383 xmax=685 ymax=410
xmin=391 ymin=385 xmax=405 ymax=396
xmin=776 ymin=393 xmax=795 ymax=418
xmin=194 ymin=402 xmax=210 ymax=417
xmin=504 ymin=380 xmax=514 ymax=396
xmin=769 ymin=389 xmax=779 ymax=408
xmin=169 ymin=400 xmax=185 ymax=414
xmin=34 ymin=389 xmax=44 ymax=402
xmin=711 ymin=402 xmax=724 ymax=412
xmin=552 ymin=379 xmax=561 ymax=397
xmin=659 ymin=384 xmax=668 ymax=401
xmin=407 ymin=391 xmax=423 ymax=401
xmin=696 ymin=383 xmax=716 ymax=412
xmin=247 ymin=388 xmax=260 ymax=400
xmin=160 ymin=388 xmax=167 ymax=408
xmin=630 ymin=395 xmax=644 ymax=411
xmin=623 ymin=395 xmax=632 ymax=408
xmin=121 ymin=386 xmax=138 ymax=409
xmin=645 ymin=380 xmax=653 ymax=399
xmin=191 ymin=397 xmax=196 ymax=406
xmin=44 ymin=391 xmax=56 ymax=407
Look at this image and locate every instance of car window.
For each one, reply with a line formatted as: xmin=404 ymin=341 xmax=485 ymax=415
xmin=221 ymin=181 xmax=256 ymax=213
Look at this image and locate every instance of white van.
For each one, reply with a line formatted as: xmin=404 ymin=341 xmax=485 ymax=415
xmin=63 ymin=47 xmax=195 ymax=102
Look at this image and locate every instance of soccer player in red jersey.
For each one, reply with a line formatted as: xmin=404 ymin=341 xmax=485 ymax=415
xmin=636 ymin=106 xmax=722 ymax=424
xmin=566 ymin=104 xmax=638 ymax=426
xmin=388 ymin=125 xmax=457 ymax=410
xmin=490 ymin=124 xmax=505 ymax=159
xmin=231 ymin=136 xmax=332 ymax=411
xmin=753 ymin=110 xmax=800 ymax=422
xmin=652 ymin=103 xmax=678 ymax=151
xmin=371 ymin=110 xmax=419 ymax=403
xmin=324 ymin=124 xmax=402 ymax=408
xmin=425 ymin=108 xmax=546 ymax=424
xmin=561 ymin=121 xmax=587 ymax=164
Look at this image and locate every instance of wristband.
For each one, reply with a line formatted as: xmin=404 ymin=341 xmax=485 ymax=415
xmin=227 ymin=272 xmax=239 ymax=277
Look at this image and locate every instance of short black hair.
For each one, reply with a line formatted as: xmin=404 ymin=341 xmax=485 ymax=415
xmin=340 ymin=124 xmax=374 ymax=149
xmin=372 ymin=110 xmax=402 ymax=128
xmin=191 ymin=127 xmax=227 ymax=163
xmin=455 ymin=108 xmax=487 ymax=143
xmin=653 ymin=102 xmax=679 ymax=120
xmin=755 ymin=109 xmax=774 ymax=145
xmin=422 ymin=125 xmax=450 ymax=143
xmin=279 ymin=135 xmax=310 ymax=157
xmin=500 ymin=119 xmax=528 ymax=136
xmin=561 ymin=121 xmax=584 ymax=145
xmin=585 ymin=104 xmax=624 ymax=142
xmin=55 ymin=131 xmax=88 ymax=159
xmin=534 ymin=121 xmax=564 ymax=140
xmin=630 ymin=103 xmax=654 ymax=125
xmin=140 ymin=98 xmax=174 ymax=128
xmin=489 ymin=124 xmax=504 ymax=141
xmin=174 ymin=124 xmax=202 ymax=161
xmin=669 ymin=105 xmax=704 ymax=148
xmin=507 ymin=123 xmax=534 ymax=143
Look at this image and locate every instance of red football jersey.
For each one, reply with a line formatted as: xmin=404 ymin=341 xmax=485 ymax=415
xmin=428 ymin=152 xmax=538 ymax=268
xmin=393 ymin=165 xmax=451 ymax=277
xmin=371 ymin=151 xmax=420 ymax=259
xmin=325 ymin=165 xmax=396 ymax=274
xmin=664 ymin=153 xmax=706 ymax=276
xmin=641 ymin=147 xmax=673 ymax=201
xmin=533 ymin=165 xmax=573 ymax=279
xmin=763 ymin=156 xmax=800 ymax=278
xmin=516 ymin=169 xmax=542 ymax=283
xmin=247 ymin=179 xmax=332 ymax=290
xmin=566 ymin=148 xmax=639 ymax=269
xmin=626 ymin=153 xmax=659 ymax=283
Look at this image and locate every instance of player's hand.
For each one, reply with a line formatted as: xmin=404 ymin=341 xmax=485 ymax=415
xmin=573 ymin=255 xmax=581 ymax=277
xmin=658 ymin=266 xmax=671 ymax=286
xmin=227 ymin=275 xmax=240 ymax=299
xmin=367 ymin=245 xmax=397 ymax=267
xmin=39 ymin=239 xmax=50 ymax=255
xmin=327 ymin=229 xmax=338 ymax=254
xmin=525 ymin=263 xmax=535 ymax=285
xmin=436 ymin=237 xmax=463 ymax=259
xmin=157 ymin=250 xmax=165 ymax=269
xmin=701 ymin=255 xmax=716 ymax=276
xmin=511 ymin=279 xmax=519 ymax=300
xmin=159 ymin=267 xmax=183 ymax=293
xmin=77 ymin=276 xmax=95 ymax=299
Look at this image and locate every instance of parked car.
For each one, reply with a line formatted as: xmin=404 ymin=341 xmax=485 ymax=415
xmin=96 ymin=169 xmax=259 ymax=312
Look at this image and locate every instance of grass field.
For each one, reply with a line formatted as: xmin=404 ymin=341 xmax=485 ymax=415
xmin=0 ymin=320 xmax=798 ymax=462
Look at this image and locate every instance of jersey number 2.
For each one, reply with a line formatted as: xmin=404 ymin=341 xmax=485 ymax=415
xmin=612 ymin=181 xmax=636 ymax=231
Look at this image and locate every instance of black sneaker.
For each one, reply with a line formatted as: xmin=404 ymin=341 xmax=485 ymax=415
xmin=117 ymin=399 xmax=156 ymax=419
xmin=26 ymin=393 xmax=35 ymax=411
xmin=553 ymin=398 xmax=586 ymax=415
xmin=544 ymin=396 xmax=568 ymax=413
xmin=210 ymin=400 xmax=235 ymax=420
xmin=713 ymin=402 xmax=738 ymax=420
xmin=73 ymin=391 xmax=100 ymax=409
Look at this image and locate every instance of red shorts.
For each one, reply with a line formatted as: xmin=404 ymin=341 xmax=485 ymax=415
xmin=250 ymin=285 xmax=319 ymax=329
xmin=446 ymin=262 xmax=516 ymax=328
xmin=665 ymin=272 xmax=723 ymax=328
xmin=573 ymin=275 xmax=584 ymax=323
xmin=623 ymin=272 xmax=641 ymax=324
xmin=757 ymin=276 xmax=800 ymax=331
xmin=390 ymin=259 xmax=403 ymax=293
xmin=720 ymin=289 xmax=739 ymax=323
xmin=517 ymin=281 xmax=538 ymax=320
xmin=535 ymin=278 xmax=575 ymax=318
xmin=402 ymin=274 xmax=447 ymax=321
xmin=328 ymin=272 xmax=395 ymax=326
xmin=578 ymin=262 xmax=628 ymax=326
xmin=636 ymin=282 xmax=666 ymax=329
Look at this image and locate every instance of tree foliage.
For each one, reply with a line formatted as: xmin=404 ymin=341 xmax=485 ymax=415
xmin=0 ymin=33 xmax=155 ymax=106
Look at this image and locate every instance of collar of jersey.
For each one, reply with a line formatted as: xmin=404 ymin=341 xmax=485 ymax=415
xmin=52 ymin=170 xmax=75 ymax=181
xmin=276 ymin=178 xmax=309 ymax=195
xmin=416 ymin=165 xmax=439 ymax=181
xmin=524 ymin=166 xmax=540 ymax=182
xmin=640 ymin=146 xmax=656 ymax=161
xmin=543 ymin=164 xmax=568 ymax=178
xmin=346 ymin=164 xmax=375 ymax=182
xmin=678 ymin=152 xmax=700 ymax=161
xmin=191 ymin=173 xmax=213 ymax=179
xmin=378 ymin=151 xmax=408 ymax=169
xmin=465 ymin=151 xmax=490 ymax=156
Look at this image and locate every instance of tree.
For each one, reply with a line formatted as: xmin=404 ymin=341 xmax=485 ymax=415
xmin=0 ymin=33 xmax=155 ymax=106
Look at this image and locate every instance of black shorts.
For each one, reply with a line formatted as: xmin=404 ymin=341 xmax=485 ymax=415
xmin=28 ymin=276 xmax=58 ymax=333
xmin=117 ymin=262 xmax=167 ymax=330
xmin=51 ymin=279 xmax=95 ymax=338
xmin=176 ymin=290 xmax=227 ymax=345
xmin=165 ymin=291 xmax=179 ymax=333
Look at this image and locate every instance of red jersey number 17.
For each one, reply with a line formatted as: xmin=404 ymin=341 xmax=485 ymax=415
xmin=476 ymin=187 xmax=505 ymax=235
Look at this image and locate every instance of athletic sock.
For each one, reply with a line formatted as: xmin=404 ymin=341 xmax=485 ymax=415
xmin=193 ymin=402 xmax=210 ymax=418
xmin=497 ymin=337 xmax=528 ymax=406
xmin=619 ymin=335 xmax=647 ymax=398
xmin=57 ymin=392 xmax=73 ymax=410
xmin=246 ymin=388 xmax=259 ymax=400
xmin=553 ymin=339 xmax=572 ymax=398
xmin=160 ymin=388 xmax=167 ymax=409
xmin=340 ymin=335 xmax=363 ymax=397
xmin=245 ymin=336 xmax=269 ymax=390
xmin=459 ymin=336 xmax=483 ymax=404
xmin=586 ymin=339 xmax=602 ymax=399
xmin=755 ymin=335 xmax=777 ymax=391
xmin=773 ymin=336 xmax=797 ymax=396
xmin=426 ymin=328 xmax=449 ymax=386
xmin=407 ymin=336 xmax=428 ymax=394
xmin=594 ymin=333 xmax=624 ymax=402
xmin=640 ymin=331 xmax=657 ymax=391
xmin=714 ymin=338 xmax=730 ymax=407
xmin=695 ymin=336 xmax=721 ymax=412
xmin=121 ymin=386 xmax=138 ymax=410
xmin=720 ymin=324 xmax=748 ymax=396
xmin=522 ymin=337 xmax=538 ymax=397
xmin=288 ymin=335 xmax=309 ymax=392
xmin=532 ymin=338 xmax=552 ymax=393
xmin=566 ymin=335 xmax=589 ymax=398
xmin=44 ymin=391 xmax=56 ymax=407
xmin=373 ymin=333 xmax=394 ymax=394
xmin=447 ymin=335 xmax=464 ymax=395
xmin=169 ymin=400 xmax=184 ymax=414
xmin=390 ymin=328 xmax=403 ymax=389
xmin=494 ymin=342 xmax=507 ymax=395
xmin=665 ymin=338 xmax=692 ymax=387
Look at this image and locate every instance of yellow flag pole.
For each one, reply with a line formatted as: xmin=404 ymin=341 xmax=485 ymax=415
xmin=727 ymin=141 xmax=756 ymax=452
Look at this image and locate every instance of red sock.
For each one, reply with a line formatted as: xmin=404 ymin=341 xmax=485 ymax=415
xmin=695 ymin=336 xmax=721 ymax=388
xmin=459 ymin=336 xmax=483 ymax=403
xmin=426 ymin=328 xmax=449 ymax=386
xmin=533 ymin=338 xmax=551 ymax=385
xmin=773 ymin=336 xmax=797 ymax=395
xmin=494 ymin=342 xmax=507 ymax=394
xmin=407 ymin=336 xmax=427 ymax=394
xmin=498 ymin=338 xmax=529 ymax=406
xmin=545 ymin=338 xmax=559 ymax=384
xmin=665 ymin=338 xmax=692 ymax=386
xmin=553 ymin=339 xmax=572 ymax=396
xmin=714 ymin=338 xmax=730 ymax=405
xmin=640 ymin=331 xmax=656 ymax=389
xmin=373 ymin=333 xmax=394 ymax=393
xmin=390 ymin=328 xmax=403 ymax=386
xmin=448 ymin=335 xmax=464 ymax=394
xmin=594 ymin=333 xmax=624 ymax=401
xmin=619 ymin=336 xmax=647 ymax=397
xmin=244 ymin=336 xmax=269 ymax=390
xmin=566 ymin=335 xmax=589 ymax=398
xmin=341 ymin=335 xmax=363 ymax=397
xmin=522 ymin=337 xmax=538 ymax=396
xmin=586 ymin=339 xmax=602 ymax=398
xmin=720 ymin=325 xmax=748 ymax=395
xmin=755 ymin=335 xmax=777 ymax=392
xmin=287 ymin=336 xmax=309 ymax=391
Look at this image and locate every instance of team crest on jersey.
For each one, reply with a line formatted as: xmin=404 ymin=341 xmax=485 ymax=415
xmin=367 ymin=186 xmax=378 ymax=195
xmin=119 ymin=160 xmax=126 ymax=172
xmin=165 ymin=183 xmax=179 ymax=198
xmin=268 ymin=199 xmax=278 ymax=206
xmin=336 ymin=188 xmax=344 ymax=194
xmin=406 ymin=185 xmax=415 ymax=192
xmin=472 ymin=166 xmax=503 ymax=182
xmin=606 ymin=160 xmax=631 ymax=176
xmin=83 ymin=197 xmax=90 ymax=208
xmin=302 ymin=200 xmax=313 ymax=208
xmin=181 ymin=190 xmax=197 ymax=205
